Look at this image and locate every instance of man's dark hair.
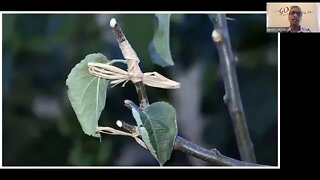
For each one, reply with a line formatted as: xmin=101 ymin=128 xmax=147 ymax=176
xmin=289 ymin=6 xmax=302 ymax=13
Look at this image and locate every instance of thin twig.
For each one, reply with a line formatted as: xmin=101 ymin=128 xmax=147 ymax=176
xmin=115 ymin=120 xmax=147 ymax=149
xmin=110 ymin=18 xmax=148 ymax=108
xmin=110 ymin=18 xmax=144 ymax=83
xmin=109 ymin=18 xmax=180 ymax=108
xmin=134 ymin=81 xmax=149 ymax=108
xmin=211 ymin=14 xmax=256 ymax=163
xmin=116 ymin=120 xmax=138 ymax=135
xmin=96 ymin=125 xmax=147 ymax=149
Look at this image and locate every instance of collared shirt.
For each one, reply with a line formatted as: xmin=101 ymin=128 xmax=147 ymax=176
xmin=284 ymin=26 xmax=311 ymax=33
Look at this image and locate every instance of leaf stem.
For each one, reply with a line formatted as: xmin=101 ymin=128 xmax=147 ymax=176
xmin=106 ymin=59 xmax=127 ymax=65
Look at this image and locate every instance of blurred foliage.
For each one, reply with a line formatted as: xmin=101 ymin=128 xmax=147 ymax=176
xmin=149 ymin=14 xmax=174 ymax=67
xmin=2 ymin=14 xmax=278 ymax=166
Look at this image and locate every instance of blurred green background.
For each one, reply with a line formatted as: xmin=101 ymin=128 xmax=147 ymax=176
xmin=2 ymin=14 xmax=278 ymax=166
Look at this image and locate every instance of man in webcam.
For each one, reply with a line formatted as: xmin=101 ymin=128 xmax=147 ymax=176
xmin=284 ymin=5 xmax=311 ymax=33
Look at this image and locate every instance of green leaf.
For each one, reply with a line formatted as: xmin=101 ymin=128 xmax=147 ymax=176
xmin=131 ymin=102 xmax=178 ymax=166
xmin=66 ymin=53 xmax=109 ymax=138
xmin=149 ymin=14 xmax=174 ymax=67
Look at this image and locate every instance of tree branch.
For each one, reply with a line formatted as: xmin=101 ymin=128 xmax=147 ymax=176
xmin=123 ymin=100 xmax=265 ymax=166
xmin=211 ymin=14 xmax=256 ymax=163
xmin=111 ymin=17 xmax=264 ymax=166
xmin=174 ymin=136 xmax=263 ymax=166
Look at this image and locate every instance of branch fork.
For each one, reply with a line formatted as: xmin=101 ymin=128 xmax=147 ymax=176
xmin=92 ymin=17 xmax=267 ymax=166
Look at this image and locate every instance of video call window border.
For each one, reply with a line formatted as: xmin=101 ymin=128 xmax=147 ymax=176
xmin=266 ymin=2 xmax=320 ymax=33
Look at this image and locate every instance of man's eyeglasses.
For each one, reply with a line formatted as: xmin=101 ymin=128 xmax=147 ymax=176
xmin=289 ymin=11 xmax=302 ymax=16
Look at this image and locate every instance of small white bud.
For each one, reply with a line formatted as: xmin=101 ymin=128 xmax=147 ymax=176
xmin=212 ymin=30 xmax=222 ymax=42
xmin=116 ymin=120 xmax=122 ymax=127
xmin=110 ymin=18 xmax=117 ymax=28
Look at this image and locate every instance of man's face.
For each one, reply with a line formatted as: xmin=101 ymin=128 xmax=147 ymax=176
xmin=288 ymin=7 xmax=302 ymax=26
